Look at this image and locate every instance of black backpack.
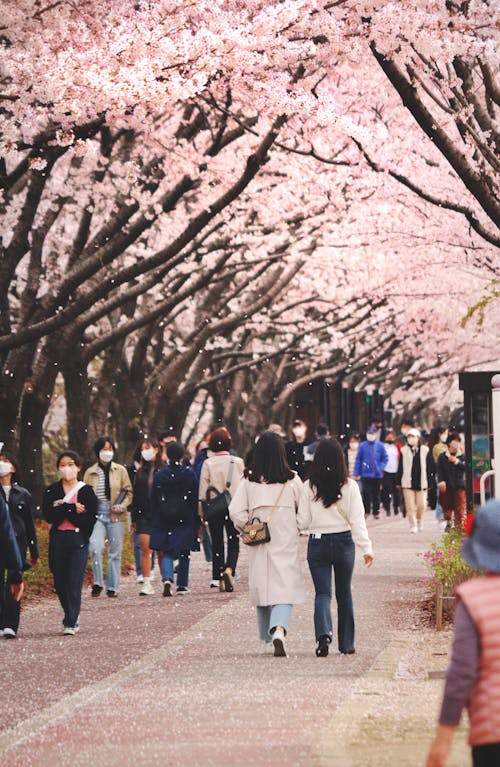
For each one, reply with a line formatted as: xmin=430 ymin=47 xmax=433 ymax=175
xmin=156 ymin=483 xmax=193 ymax=526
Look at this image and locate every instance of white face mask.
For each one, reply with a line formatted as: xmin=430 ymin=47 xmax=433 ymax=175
xmin=366 ymin=434 xmax=376 ymax=442
xmin=293 ymin=427 xmax=306 ymax=439
xmin=60 ymin=465 xmax=79 ymax=481
xmin=0 ymin=462 xmax=12 ymax=477
xmin=350 ymin=442 xmax=359 ymax=450
xmin=141 ymin=448 xmax=155 ymax=462
xmin=407 ymin=436 xmax=418 ymax=447
xmin=99 ymin=449 xmax=114 ymax=463
xmin=440 ymin=434 xmax=448 ymax=443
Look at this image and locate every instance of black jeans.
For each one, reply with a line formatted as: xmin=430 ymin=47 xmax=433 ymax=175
xmin=381 ymin=472 xmax=400 ymax=515
xmin=50 ymin=530 xmax=88 ymax=628
xmin=208 ymin=512 xmax=239 ymax=580
xmin=361 ymin=477 xmax=381 ymax=515
xmin=307 ymin=531 xmax=355 ymax=653
xmin=473 ymin=743 xmax=500 ymax=767
xmin=0 ymin=566 xmax=22 ymax=633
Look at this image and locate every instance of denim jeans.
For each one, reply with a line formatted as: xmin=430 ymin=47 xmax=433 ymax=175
xmin=307 ymin=531 xmax=355 ymax=653
xmin=160 ymin=550 xmax=190 ymax=588
xmin=89 ymin=501 xmax=124 ymax=592
xmin=256 ymin=604 xmax=293 ymax=641
xmin=51 ymin=530 xmax=88 ymax=628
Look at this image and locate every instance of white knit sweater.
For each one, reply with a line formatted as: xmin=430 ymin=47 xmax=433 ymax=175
xmin=299 ymin=478 xmax=373 ymax=556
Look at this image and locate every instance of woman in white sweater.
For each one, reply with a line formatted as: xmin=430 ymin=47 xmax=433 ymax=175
xmin=299 ymin=438 xmax=374 ymax=657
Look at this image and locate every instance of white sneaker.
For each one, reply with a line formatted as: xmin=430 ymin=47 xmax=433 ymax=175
xmin=139 ymin=577 xmax=155 ymax=596
xmin=272 ymin=626 xmax=287 ymax=657
xmin=209 ymin=580 xmax=220 ymax=589
xmin=136 ymin=575 xmax=144 ymax=584
xmin=149 ymin=569 xmax=156 ymax=582
xmin=3 ymin=627 xmax=16 ymax=639
xmin=409 ymin=526 xmax=418 ymax=534
xmin=62 ymin=624 xmax=79 ymax=635
xmin=417 ymin=521 xmax=423 ymax=531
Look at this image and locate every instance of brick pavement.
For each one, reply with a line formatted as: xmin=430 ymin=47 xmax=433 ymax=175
xmin=0 ymin=512 xmax=470 ymax=766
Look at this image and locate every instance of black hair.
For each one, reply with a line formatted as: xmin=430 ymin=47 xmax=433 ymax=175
xmin=93 ymin=436 xmax=116 ymax=458
xmin=309 ymin=438 xmax=348 ymax=508
xmin=246 ymin=431 xmax=294 ymax=484
xmin=0 ymin=450 xmax=22 ymax=485
xmin=316 ymin=423 xmax=328 ymax=437
xmin=57 ymin=450 xmax=82 ymax=468
xmin=447 ymin=432 xmax=461 ymax=445
xmin=167 ymin=441 xmax=185 ymax=463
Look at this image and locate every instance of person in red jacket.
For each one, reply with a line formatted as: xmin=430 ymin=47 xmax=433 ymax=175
xmin=426 ymin=499 xmax=500 ymax=767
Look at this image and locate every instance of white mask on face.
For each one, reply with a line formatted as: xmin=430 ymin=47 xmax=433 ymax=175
xmin=293 ymin=427 xmax=306 ymax=438
xmin=350 ymin=442 xmax=359 ymax=450
xmin=141 ymin=448 xmax=155 ymax=463
xmin=440 ymin=434 xmax=448 ymax=443
xmin=407 ymin=436 xmax=418 ymax=447
xmin=0 ymin=462 xmax=12 ymax=477
xmin=60 ymin=465 xmax=79 ymax=481
xmin=366 ymin=434 xmax=376 ymax=442
xmin=99 ymin=450 xmax=114 ymax=463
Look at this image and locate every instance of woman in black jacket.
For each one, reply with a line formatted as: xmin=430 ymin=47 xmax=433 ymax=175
xmin=0 ymin=451 xmax=39 ymax=639
xmin=42 ymin=450 xmax=97 ymax=635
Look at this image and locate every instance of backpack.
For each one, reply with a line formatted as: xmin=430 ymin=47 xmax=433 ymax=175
xmin=156 ymin=483 xmax=193 ymax=525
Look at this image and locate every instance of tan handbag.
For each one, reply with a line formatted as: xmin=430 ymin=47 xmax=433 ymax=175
xmin=241 ymin=484 xmax=286 ymax=546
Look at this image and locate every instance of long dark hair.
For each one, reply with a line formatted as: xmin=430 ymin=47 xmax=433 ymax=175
xmin=0 ymin=451 xmax=22 ymax=485
xmin=309 ymin=438 xmax=348 ymax=508
xmin=247 ymin=431 xmax=294 ymax=484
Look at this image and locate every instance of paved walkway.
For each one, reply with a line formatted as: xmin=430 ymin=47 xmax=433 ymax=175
xmin=0 ymin=513 xmax=470 ymax=766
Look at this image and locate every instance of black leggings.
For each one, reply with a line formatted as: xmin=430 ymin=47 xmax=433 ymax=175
xmin=208 ymin=512 xmax=239 ymax=580
xmin=473 ymin=743 xmax=500 ymax=767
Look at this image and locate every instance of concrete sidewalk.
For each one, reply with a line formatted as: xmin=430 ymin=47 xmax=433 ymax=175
xmin=0 ymin=513 xmax=470 ymax=766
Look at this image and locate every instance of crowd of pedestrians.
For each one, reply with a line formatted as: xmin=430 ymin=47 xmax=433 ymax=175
xmin=0 ymin=417 xmax=465 ymax=650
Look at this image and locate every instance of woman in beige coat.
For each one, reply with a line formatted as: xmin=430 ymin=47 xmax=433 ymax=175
xmin=229 ymin=431 xmax=310 ymax=657
xmin=199 ymin=428 xmax=244 ymax=593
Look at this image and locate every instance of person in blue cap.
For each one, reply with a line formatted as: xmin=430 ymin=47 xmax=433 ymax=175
xmin=427 ymin=499 xmax=500 ymax=767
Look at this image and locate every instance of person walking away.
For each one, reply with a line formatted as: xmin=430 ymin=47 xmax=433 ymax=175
xmin=150 ymin=442 xmax=200 ymax=596
xmin=0 ymin=493 xmax=24 ymax=622
xmin=428 ymin=426 xmax=448 ymax=528
xmin=85 ymin=437 xmax=132 ymax=598
xmin=229 ymin=431 xmax=308 ymax=657
xmin=304 ymin=423 xmax=330 ymax=468
xmin=397 ymin=428 xmax=432 ymax=533
xmin=426 ymin=499 xmax=500 ymax=767
xmin=285 ymin=419 xmax=312 ymax=481
xmin=43 ymin=451 xmax=97 ymax=634
xmin=437 ymin=432 xmax=466 ymax=531
xmin=299 ymin=438 xmax=373 ymax=657
xmin=381 ymin=430 xmax=401 ymax=517
xmin=0 ymin=451 xmax=39 ymax=638
xmin=199 ymin=427 xmax=244 ymax=592
xmin=192 ymin=433 xmax=213 ymax=566
xmin=353 ymin=425 xmax=388 ymax=518
xmin=130 ymin=438 xmax=162 ymax=596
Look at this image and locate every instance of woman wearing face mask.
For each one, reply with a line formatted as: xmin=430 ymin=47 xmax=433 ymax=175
xmin=396 ymin=429 xmax=433 ymax=533
xmin=42 ymin=451 xmax=97 ymax=634
xmin=436 ymin=433 xmax=466 ymax=531
xmin=0 ymin=452 xmax=39 ymax=639
xmin=130 ymin=438 xmax=162 ymax=596
xmin=84 ymin=437 xmax=132 ymax=597
xmin=285 ymin=419 xmax=312 ymax=481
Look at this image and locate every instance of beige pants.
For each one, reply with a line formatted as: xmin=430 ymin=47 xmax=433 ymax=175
xmin=402 ymin=489 xmax=427 ymax=528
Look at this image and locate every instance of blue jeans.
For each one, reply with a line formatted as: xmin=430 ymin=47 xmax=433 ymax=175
xmin=51 ymin=530 xmax=88 ymax=628
xmin=89 ymin=501 xmax=124 ymax=592
xmin=307 ymin=531 xmax=355 ymax=653
xmin=256 ymin=604 xmax=292 ymax=641
xmin=160 ymin=550 xmax=190 ymax=589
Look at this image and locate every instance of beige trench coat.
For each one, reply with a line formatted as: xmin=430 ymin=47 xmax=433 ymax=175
xmin=229 ymin=474 xmax=310 ymax=607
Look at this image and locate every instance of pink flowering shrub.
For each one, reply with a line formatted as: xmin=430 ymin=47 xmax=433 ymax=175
xmin=421 ymin=529 xmax=479 ymax=598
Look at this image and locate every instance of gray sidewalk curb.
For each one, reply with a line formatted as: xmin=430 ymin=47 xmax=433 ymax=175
xmin=314 ymin=629 xmax=471 ymax=767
